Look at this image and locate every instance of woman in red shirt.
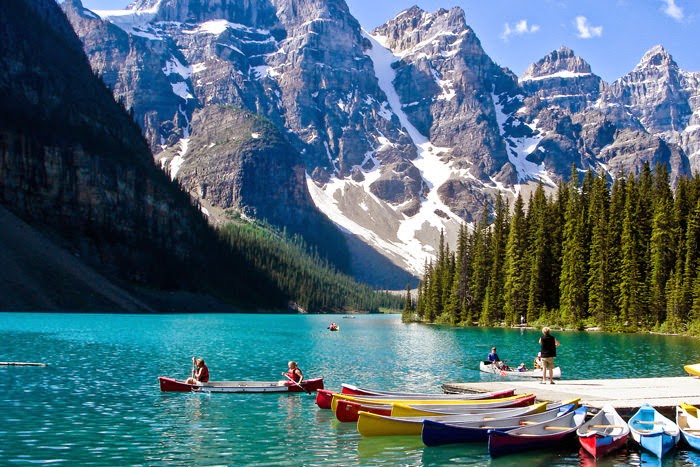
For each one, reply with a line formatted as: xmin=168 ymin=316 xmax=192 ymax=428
xmin=186 ymin=358 xmax=209 ymax=384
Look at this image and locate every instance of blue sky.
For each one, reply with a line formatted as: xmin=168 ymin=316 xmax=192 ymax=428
xmin=79 ymin=0 xmax=699 ymax=83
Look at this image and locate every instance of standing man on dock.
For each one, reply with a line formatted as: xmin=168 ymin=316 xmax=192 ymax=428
xmin=538 ymin=327 xmax=560 ymax=384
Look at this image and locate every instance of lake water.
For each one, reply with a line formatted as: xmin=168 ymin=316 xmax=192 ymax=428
xmin=3 ymin=312 xmax=700 ymax=466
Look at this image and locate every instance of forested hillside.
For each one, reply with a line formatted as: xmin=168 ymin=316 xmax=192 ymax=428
xmin=221 ymin=220 xmax=403 ymax=313
xmin=411 ymin=164 xmax=700 ymax=334
xmin=0 ymin=0 xmax=400 ymax=313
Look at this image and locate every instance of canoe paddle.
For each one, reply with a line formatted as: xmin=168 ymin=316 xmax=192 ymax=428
xmin=283 ymin=373 xmax=310 ymax=394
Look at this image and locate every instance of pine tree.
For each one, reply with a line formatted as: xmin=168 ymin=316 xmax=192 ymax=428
xmin=469 ymin=205 xmax=492 ymax=322
xmin=503 ymin=194 xmax=530 ymax=325
xmin=446 ymin=224 xmax=469 ymax=324
xmin=559 ymin=168 xmax=588 ymax=328
xmin=618 ymin=174 xmax=645 ymax=328
xmin=402 ymin=282 xmax=414 ymax=322
xmin=587 ymin=172 xmax=612 ymax=327
xmin=649 ymin=166 xmax=675 ymax=326
xmin=526 ymin=185 xmax=552 ymax=323
xmin=480 ymin=194 xmax=509 ymax=325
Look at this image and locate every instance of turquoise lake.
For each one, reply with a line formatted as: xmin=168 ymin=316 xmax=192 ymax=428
xmin=3 ymin=312 xmax=700 ymax=466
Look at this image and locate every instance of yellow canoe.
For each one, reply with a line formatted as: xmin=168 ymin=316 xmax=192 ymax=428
xmin=357 ymin=407 xmax=537 ymax=437
xmin=358 ymin=399 xmax=580 ymax=437
xmin=684 ymin=364 xmax=700 ymax=376
xmin=330 ymin=392 xmax=533 ymax=412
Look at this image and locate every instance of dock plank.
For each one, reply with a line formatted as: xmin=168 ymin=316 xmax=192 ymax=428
xmin=443 ymin=377 xmax=700 ymax=419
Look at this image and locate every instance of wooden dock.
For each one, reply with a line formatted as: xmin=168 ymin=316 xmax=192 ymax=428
xmin=443 ymin=376 xmax=700 ymax=419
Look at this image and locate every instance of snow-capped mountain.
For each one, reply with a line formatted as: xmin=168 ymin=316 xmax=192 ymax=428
xmin=62 ymin=0 xmax=700 ymax=285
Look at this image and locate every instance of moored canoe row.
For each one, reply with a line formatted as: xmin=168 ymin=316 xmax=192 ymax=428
xmin=319 ymin=382 xmax=700 ymax=459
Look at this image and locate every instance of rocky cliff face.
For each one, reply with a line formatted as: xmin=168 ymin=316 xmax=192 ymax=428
xmin=0 ymin=0 xmax=283 ymax=310
xmin=62 ymin=0 xmax=700 ymax=282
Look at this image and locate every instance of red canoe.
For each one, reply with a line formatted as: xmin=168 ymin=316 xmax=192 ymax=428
xmin=158 ymin=376 xmax=324 ymax=393
xmin=317 ymin=387 xmax=516 ymax=410
xmin=334 ymin=393 xmax=536 ymax=423
xmin=340 ymin=383 xmax=516 ymax=398
xmin=336 ymin=399 xmax=392 ymax=422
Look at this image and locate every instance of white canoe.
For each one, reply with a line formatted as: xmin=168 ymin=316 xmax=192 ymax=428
xmin=480 ymin=361 xmax=561 ymax=379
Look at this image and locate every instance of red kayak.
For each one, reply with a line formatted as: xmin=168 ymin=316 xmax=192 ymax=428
xmin=158 ymin=376 xmax=324 ymax=393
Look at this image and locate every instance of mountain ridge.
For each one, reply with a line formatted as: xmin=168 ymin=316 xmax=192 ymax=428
xmin=63 ymin=0 xmax=700 ymax=284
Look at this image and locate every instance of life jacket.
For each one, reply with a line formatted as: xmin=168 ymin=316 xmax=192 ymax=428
xmin=288 ymin=368 xmax=302 ymax=382
xmin=198 ymin=365 xmax=210 ymax=383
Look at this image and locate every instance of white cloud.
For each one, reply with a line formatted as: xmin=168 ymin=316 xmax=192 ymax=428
xmin=501 ymin=19 xmax=540 ymax=41
xmin=662 ymin=0 xmax=684 ymax=21
xmin=574 ymin=16 xmax=603 ymax=39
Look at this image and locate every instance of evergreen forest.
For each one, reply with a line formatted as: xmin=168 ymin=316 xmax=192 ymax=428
xmin=219 ymin=221 xmax=403 ymax=314
xmin=408 ymin=164 xmax=700 ymax=335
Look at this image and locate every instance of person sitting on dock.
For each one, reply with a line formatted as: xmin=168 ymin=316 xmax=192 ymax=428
xmin=185 ymin=357 xmax=209 ymax=385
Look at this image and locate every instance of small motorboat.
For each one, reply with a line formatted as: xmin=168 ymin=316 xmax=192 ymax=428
xmin=629 ymin=403 xmax=680 ymax=458
xmin=158 ymin=376 xmax=324 ymax=393
xmin=676 ymin=403 xmax=700 ymax=451
xmin=479 ymin=361 xmax=561 ymax=379
xmin=577 ymin=404 xmax=629 ymax=459
xmin=487 ymin=406 xmax=587 ymax=458
xmin=328 ymin=323 xmax=340 ymax=331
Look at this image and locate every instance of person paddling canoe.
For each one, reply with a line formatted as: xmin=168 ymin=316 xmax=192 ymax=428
xmin=185 ymin=357 xmax=209 ymax=385
xmin=282 ymin=361 xmax=303 ymax=384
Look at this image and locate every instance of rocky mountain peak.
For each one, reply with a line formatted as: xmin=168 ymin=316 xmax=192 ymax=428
xmin=521 ymin=46 xmax=593 ymax=81
xmin=126 ymin=0 xmax=279 ymax=27
xmin=374 ymin=5 xmax=470 ymax=55
xmin=635 ymin=45 xmax=678 ymax=72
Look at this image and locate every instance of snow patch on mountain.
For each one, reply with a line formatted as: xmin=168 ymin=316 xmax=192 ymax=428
xmin=92 ymin=4 xmax=161 ymax=39
xmin=520 ymin=70 xmax=592 ymax=82
xmin=307 ymin=31 xmax=467 ymax=275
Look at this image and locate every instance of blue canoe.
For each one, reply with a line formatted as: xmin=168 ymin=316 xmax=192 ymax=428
xmin=676 ymin=403 xmax=700 ymax=451
xmin=422 ymin=401 xmax=578 ymax=446
xmin=629 ymin=403 xmax=680 ymax=458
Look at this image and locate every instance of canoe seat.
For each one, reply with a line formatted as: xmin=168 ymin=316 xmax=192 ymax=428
xmin=544 ymin=426 xmax=571 ymax=431
xmin=683 ymin=429 xmax=700 ymax=434
xmin=591 ymin=425 xmax=624 ymax=428
xmin=635 ymin=429 xmax=654 ymax=433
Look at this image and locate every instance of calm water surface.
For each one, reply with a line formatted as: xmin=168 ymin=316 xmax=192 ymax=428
xmin=3 ymin=313 xmax=700 ymax=466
